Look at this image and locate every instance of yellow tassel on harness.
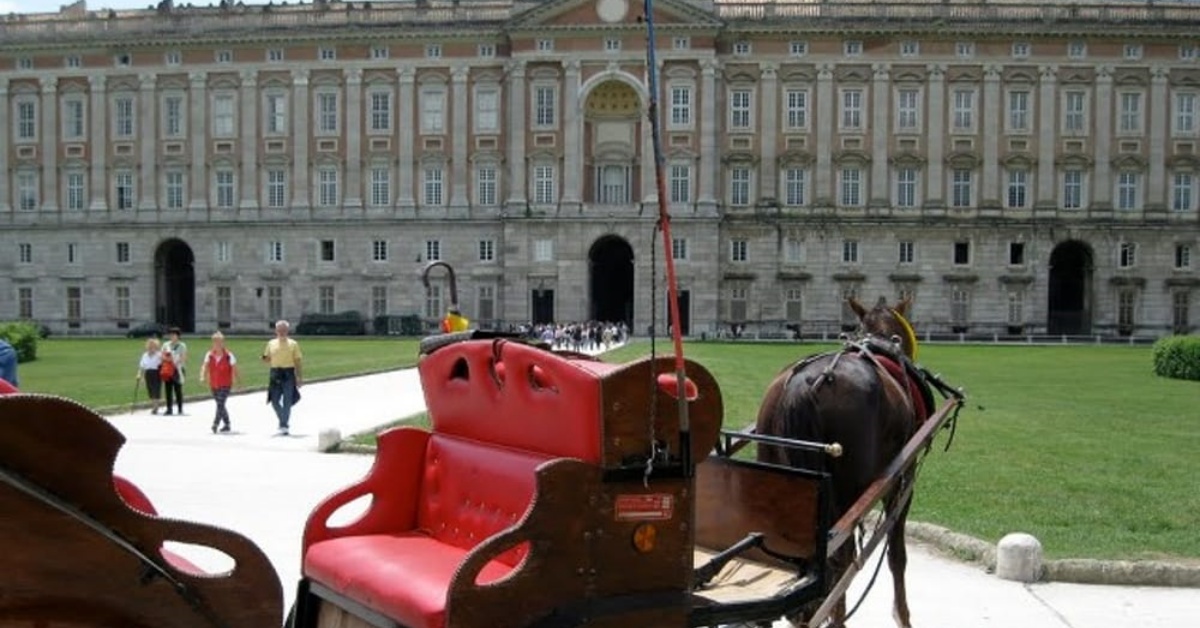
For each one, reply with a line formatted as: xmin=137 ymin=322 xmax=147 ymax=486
xmin=891 ymin=309 xmax=919 ymax=361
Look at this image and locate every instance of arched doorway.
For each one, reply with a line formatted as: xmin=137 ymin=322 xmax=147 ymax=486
xmin=589 ymin=235 xmax=634 ymax=326
xmin=155 ymin=239 xmax=196 ymax=332
xmin=1047 ymin=240 xmax=1093 ymax=335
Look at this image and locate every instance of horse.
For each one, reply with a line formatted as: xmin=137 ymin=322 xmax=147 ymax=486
xmin=756 ymin=295 xmax=925 ymax=628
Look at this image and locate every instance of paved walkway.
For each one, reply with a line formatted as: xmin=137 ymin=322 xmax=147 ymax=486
xmin=101 ymin=344 xmax=1197 ymax=626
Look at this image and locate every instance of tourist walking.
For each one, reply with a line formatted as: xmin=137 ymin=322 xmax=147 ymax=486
xmin=262 ymin=320 xmax=303 ymax=436
xmin=135 ymin=338 xmax=164 ymax=414
xmin=164 ymin=327 xmax=188 ymax=414
xmin=159 ymin=348 xmax=183 ymax=415
xmin=200 ymin=331 xmax=241 ymax=433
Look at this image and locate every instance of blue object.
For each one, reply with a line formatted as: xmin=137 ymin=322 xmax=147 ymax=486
xmin=0 ymin=340 xmax=18 ymax=387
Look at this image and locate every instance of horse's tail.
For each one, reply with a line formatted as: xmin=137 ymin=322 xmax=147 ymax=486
xmin=757 ymin=359 xmax=830 ymax=473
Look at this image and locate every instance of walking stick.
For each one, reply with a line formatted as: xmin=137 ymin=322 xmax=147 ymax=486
xmin=131 ymin=378 xmax=140 ymax=414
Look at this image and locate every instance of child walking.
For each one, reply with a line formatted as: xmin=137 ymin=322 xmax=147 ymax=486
xmin=199 ymin=332 xmax=241 ymax=433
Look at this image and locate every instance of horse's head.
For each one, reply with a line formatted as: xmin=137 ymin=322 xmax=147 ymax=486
xmin=848 ymin=295 xmax=918 ymax=360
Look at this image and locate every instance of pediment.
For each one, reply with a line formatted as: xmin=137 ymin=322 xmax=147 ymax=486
xmin=833 ymin=149 xmax=871 ymax=165
xmin=1170 ymin=70 xmax=1200 ymax=87
xmin=946 ymin=151 xmax=979 ymax=168
xmin=667 ymin=147 xmax=697 ymax=160
xmin=778 ymin=149 xmax=814 ymax=167
xmin=889 ymin=151 xmax=926 ymax=167
xmin=1002 ymin=153 xmax=1037 ymax=169
xmin=835 ymin=66 xmax=869 ymax=83
xmin=1111 ymin=153 xmax=1147 ymax=170
xmin=1060 ymin=68 xmax=1095 ymax=84
xmin=781 ymin=67 xmax=816 ymax=83
xmin=1113 ymin=70 xmax=1147 ymax=87
xmin=509 ymin=0 xmax=721 ymax=30
xmin=1056 ymin=153 xmax=1094 ymax=168
xmin=893 ymin=68 xmax=926 ymax=84
xmin=947 ymin=67 xmax=980 ymax=83
xmin=1167 ymin=154 xmax=1200 ymax=170
xmin=1004 ymin=68 xmax=1037 ymax=84
xmin=722 ymin=151 xmax=759 ymax=165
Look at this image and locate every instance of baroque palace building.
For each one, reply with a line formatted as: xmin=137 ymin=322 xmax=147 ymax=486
xmin=1 ymin=0 xmax=1199 ymax=337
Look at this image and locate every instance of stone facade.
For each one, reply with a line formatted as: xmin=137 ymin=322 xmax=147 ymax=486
xmin=1 ymin=0 xmax=1198 ymax=336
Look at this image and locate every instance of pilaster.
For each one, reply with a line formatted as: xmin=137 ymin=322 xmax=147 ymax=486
xmin=505 ymin=60 xmax=528 ymax=209
xmin=814 ymin=63 xmax=835 ymax=205
xmin=1036 ymin=65 xmax=1058 ymax=212
xmin=449 ymin=65 xmax=470 ymax=214
xmin=870 ymin=63 xmax=891 ymax=209
xmin=697 ymin=59 xmax=718 ymax=213
xmin=0 ymin=78 xmax=8 ymax=212
xmin=343 ymin=68 xmax=363 ymax=210
xmin=239 ymin=70 xmax=260 ymax=210
xmin=397 ymin=67 xmax=416 ymax=212
xmin=137 ymin=74 xmax=158 ymax=212
xmin=561 ymin=60 xmax=583 ymax=209
xmin=981 ymin=64 xmax=1002 ymax=211
xmin=759 ymin=62 xmax=779 ymax=204
xmin=1093 ymin=65 xmax=1114 ymax=212
xmin=187 ymin=71 xmax=208 ymax=211
xmin=88 ymin=75 xmax=109 ymax=212
xmin=40 ymin=77 xmax=59 ymax=213
xmin=642 ymin=58 xmax=664 ymax=206
xmin=291 ymin=69 xmax=311 ymax=211
xmin=925 ymin=64 xmax=946 ymax=211
xmin=1146 ymin=65 xmax=1170 ymax=216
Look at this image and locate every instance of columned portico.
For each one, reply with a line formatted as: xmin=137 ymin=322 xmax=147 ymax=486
xmin=40 ymin=77 xmax=59 ymax=213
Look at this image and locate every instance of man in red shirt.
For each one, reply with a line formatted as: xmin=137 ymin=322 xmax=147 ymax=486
xmin=199 ymin=331 xmax=241 ymax=434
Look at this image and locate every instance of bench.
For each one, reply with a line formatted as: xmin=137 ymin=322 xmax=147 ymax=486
xmin=297 ymin=338 xmax=724 ymax=628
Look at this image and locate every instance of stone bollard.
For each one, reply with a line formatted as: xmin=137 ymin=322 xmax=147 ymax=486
xmin=996 ymin=532 xmax=1043 ymax=582
xmin=317 ymin=429 xmax=343 ymax=453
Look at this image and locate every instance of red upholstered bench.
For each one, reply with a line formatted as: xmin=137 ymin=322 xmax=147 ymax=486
xmin=300 ymin=339 xmax=609 ymax=628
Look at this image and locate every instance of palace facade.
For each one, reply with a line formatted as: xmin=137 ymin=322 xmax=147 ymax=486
xmin=1 ymin=0 xmax=1198 ymax=337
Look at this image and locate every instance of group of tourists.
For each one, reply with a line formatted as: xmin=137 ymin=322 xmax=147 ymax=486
xmin=135 ymin=320 xmax=303 ymax=436
xmin=519 ymin=321 xmax=628 ymax=352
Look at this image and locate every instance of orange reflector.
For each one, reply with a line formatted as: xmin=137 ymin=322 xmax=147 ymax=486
xmin=656 ymin=373 xmax=698 ymax=401
xmin=632 ymin=523 xmax=658 ymax=554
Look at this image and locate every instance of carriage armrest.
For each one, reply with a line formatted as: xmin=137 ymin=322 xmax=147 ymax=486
xmin=302 ymin=427 xmax=430 ymax=552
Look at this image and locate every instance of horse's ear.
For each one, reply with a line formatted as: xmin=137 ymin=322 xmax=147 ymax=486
xmin=848 ymin=296 xmax=867 ymax=319
xmin=896 ymin=295 xmax=912 ymax=316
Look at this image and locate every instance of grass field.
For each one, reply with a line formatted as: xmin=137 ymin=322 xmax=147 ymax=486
xmin=14 ymin=336 xmax=422 ymax=413
xmin=602 ymin=341 xmax=1200 ymax=562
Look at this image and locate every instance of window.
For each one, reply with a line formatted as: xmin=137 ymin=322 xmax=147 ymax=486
xmin=212 ymin=94 xmax=235 ymax=137
xmin=475 ymin=87 xmax=499 ymax=133
xmin=369 ymin=91 xmax=392 ymax=132
xmin=317 ymin=92 xmax=339 ymax=134
xmin=65 ymin=55 xmax=81 ymax=68
xmin=1007 ymin=291 xmax=1024 ymax=327
xmin=63 ymin=98 xmax=85 ymax=140
xmin=478 ymin=239 xmax=495 ymax=262
xmin=674 ymin=37 xmax=691 ymax=51
xmin=477 ymin=285 xmax=495 ymax=322
xmin=951 ymin=287 xmax=970 ymax=328
xmin=729 ymin=287 xmax=748 ymax=322
xmin=425 ymin=240 xmax=441 ymax=262
xmin=669 ymin=164 xmax=691 ymax=204
xmin=785 ymin=288 xmax=803 ymax=321
xmin=478 ymin=44 xmax=496 ymax=58
xmin=1063 ymin=170 xmax=1084 ymax=209
xmin=267 ymin=48 xmax=285 ymax=62
xmin=784 ymin=168 xmax=807 ymax=206
xmin=842 ymin=240 xmax=859 ymax=264
xmin=732 ymin=41 xmax=751 ymax=56
xmin=730 ymin=239 xmax=748 ymax=262
xmin=372 ymin=286 xmax=389 ymax=318
xmin=318 ymin=167 xmax=339 ymax=207
xmin=785 ymin=89 xmax=808 ymax=130
xmin=1173 ymin=291 xmax=1191 ymax=334
xmin=1124 ymin=44 xmax=1143 ymax=60
xmin=163 ymin=94 xmax=184 ymax=137
xmin=669 ymin=86 xmax=692 ymax=128
xmin=17 ymin=172 xmax=38 ymax=211
xmin=18 ymin=243 xmax=33 ymax=264
xmin=115 ymin=53 xmax=132 ymax=67
xmin=15 ymin=100 xmax=36 ymax=141
xmin=215 ymin=241 xmax=231 ymax=263
xmin=951 ymin=169 xmax=973 ymax=208
xmin=789 ymin=41 xmax=808 ymax=56
xmin=320 ymin=240 xmax=336 ymax=263
xmin=1175 ymin=93 xmax=1196 ymax=135
xmin=1068 ymin=41 xmax=1087 ymax=59
xmin=267 ymin=169 xmax=287 ymax=208
xmin=895 ymin=168 xmax=917 ymax=208
xmin=533 ymin=165 xmax=556 ymax=204
xmin=1008 ymin=91 xmax=1030 ymax=132
xmin=1119 ymin=92 xmax=1142 ymax=133
xmin=953 ymin=241 xmax=971 ymax=266
xmin=1174 ymin=244 xmax=1191 ymax=269
xmin=115 ymin=172 xmax=135 ymax=210
xmin=66 ymin=287 xmax=82 ymax=327
xmin=371 ymin=46 xmax=390 ymax=60
xmin=318 ymin=286 xmax=335 ymax=315
xmin=414 ymin=88 xmax=443 ymax=134
xmin=112 ymin=96 xmax=135 ymax=138
xmin=952 ymin=89 xmax=974 ymax=131
xmin=423 ymin=166 xmax=445 ymax=206
xmin=215 ymin=169 xmax=235 ymax=208
xmin=533 ymin=86 xmax=556 ymax=128
xmin=730 ymin=167 xmax=751 ymax=206
xmin=1117 ymin=290 xmax=1136 ymax=331
xmin=896 ymin=89 xmax=919 ymax=131
xmin=840 ymin=167 xmax=862 ymax=207
xmin=1119 ymin=242 xmax=1137 ymax=269
xmin=215 ymin=50 xmax=233 ymax=64
xmin=1011 ymin=42 xmax=1031 ymax=58
xmin=66 ymin=172 xmax=86 ymax=211
xmin=476 ymin=165 xmax=498 ymax=206
xmin=843 ymin=40 xmax=863 ymax=56
xmin=536 ymin=38 xmax=554 ymax=52
xmin=215 ymin=286 xmax=231 ymax=327
xmin=1006 ymin=170 xmax=1029 ymax=209
xmin=900 ymin=41 xmax=919 ymax=57
xmin=116 ymin=242 xmax=131 ymax=264
xmin=370 ymin=167 xmax=391 ymax=207
xmin=1117 ymin=171 xmax=1140 ymax=210
xmin=1009 ymin=242 xmax=1026 ymax=266
xmin=165 ymin=171 xmax=185 ymax=209
xmin=1063 ymin=91 xmax=1086 ymax=133
xmin=596 ymin=165 xmax=630 ymax=205
xmin=604 ymin=37 xmax=621 ymax=52
xmin=425 ymin=285 xmax=443 ymax=320
xmin=266 ymin=93 xmax=287 ymax=134
xmin=729 ymin=89 xmax=752 ymax=130
xmin=425 ymin=44 xmax=442 ymax=59
xmin=18 ymin=287 xmax=33 ymax=319
xmin=784 ymin=238 xmax=803 ymax=263
xmin=319 ymin=47 xmax=337 ymax=61
xmin=372 ymin=240 xmax=389 ymax=262
xmin=165 ymin=50 xmax=182 ymax=65
xmin=956 ymin=42 xmax=975 ymax=58
xmin=533 ymin=239 xmax=554 ymax=262
xmin=268 ymin=286 xmax=283 ymax=322
xmin=672 ymin=238 xmax=688 ymax=261
xmin=1173 ymin=173 xmax=1194 ymax=212
xmin=898 ymin=241 xmax=915 ymax=264
xmin=1180 ymin=44 xmax=1198 ymax=61
xmin=840 ymin=89 xmax=863 ymax=130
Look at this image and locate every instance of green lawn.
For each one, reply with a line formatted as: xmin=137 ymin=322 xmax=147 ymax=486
xmin=15 ymin=336 xmax=422 ymax=413
xmin=603 ymin=342 xmax=1200 ymax=562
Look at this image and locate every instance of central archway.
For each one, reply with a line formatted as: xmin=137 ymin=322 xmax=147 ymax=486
xmin=155 ymin=238 xmax=196 ymax=332
xmin=1047 ymin=240 xmax=1093 ymax=335
xmin=588 ymin=235 xmax=634 ymax=325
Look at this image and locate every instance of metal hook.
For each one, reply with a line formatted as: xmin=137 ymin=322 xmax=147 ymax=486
xmin=421 ymin=261 xmax=459 ymax=310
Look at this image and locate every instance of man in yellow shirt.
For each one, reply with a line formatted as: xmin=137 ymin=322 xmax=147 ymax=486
xmin=262 ymin=320 xmax=303 ymax=436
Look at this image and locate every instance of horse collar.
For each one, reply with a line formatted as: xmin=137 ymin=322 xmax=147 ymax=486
xmin=890 ymin=309 xmax=919 ymax=361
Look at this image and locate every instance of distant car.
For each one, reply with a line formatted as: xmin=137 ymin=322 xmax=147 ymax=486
xmin=126 ymin=322 xmax=168 ymax=339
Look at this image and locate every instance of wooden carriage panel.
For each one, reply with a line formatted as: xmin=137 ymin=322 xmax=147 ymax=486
xmin=695 ymin=457 xmax=821 ymax=569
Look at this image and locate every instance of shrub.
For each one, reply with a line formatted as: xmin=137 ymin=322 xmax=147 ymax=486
xmin=1152 ymin=335 xmax=1200 ymax=382
xmin=0 ymin=321 xmax=40 ymax=363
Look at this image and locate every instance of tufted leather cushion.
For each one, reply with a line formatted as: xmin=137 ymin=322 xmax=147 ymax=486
xmin=419 ymin=340 xmax=603 ymax=463
xmin=305 ymin=534 xmax=514 ymax=628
